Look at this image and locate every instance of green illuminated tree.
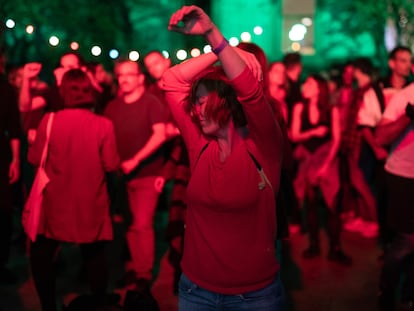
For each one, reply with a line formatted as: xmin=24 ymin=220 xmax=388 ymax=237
xmin=0 ymin=0 xmax=184 ymax=73
xmin=317 ymin=0 xmax=414 ymax=70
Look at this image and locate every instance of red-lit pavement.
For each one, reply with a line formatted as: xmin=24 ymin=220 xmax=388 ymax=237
xmin=0 ymin=210 xmax=381 ymax=311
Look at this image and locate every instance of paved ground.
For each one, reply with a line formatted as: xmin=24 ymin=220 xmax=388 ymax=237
xmin=0 ymin=206 xmax=382 ymax=311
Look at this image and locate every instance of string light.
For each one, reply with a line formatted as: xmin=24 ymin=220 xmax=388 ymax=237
xmin=26 ymin=25 xmax=34 ymax=34
xmin=6 ymin=19 xmax=15 ymax=28
xmin=129 ymin=51 xmax=139 ymax=61
xmin=240 ymin=32 xmax=251 ymax=42
xmin=190 ymin=48 xmax=201 ymax=58
xmin=70 ymin=42 xmax=79 ymax=50
xmin=49 ymin=36 xmax=59 ymax=46
xmin=203 ymin=45 xmax=212 ymax=54
xmin=109 ymin=49 xmax=119 ymax=59
xmin=229 ymin=37 xmax=239 ymax=46
xmin=253 ymin=26 xmax=263 ymax=35
xmin=91 ymin=46 xmax=102 ymax=56
xmin=4 ymin=19 xmax=267 ymax=61
xmin=176 ymin=49 xmax=187 ymax=60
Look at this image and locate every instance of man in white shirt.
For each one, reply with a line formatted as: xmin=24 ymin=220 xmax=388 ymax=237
xmin=376 ymin=83 xmax=414 ymax=310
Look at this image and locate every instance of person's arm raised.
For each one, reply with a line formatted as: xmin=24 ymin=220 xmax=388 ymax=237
xmin=168 ymin=5 xmax=262 ymax=82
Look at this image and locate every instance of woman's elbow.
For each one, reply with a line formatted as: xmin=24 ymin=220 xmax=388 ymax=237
xmin=289 ymin=132 xmax=301 ymax=143
xmin=105 ymin=160 xmax=120 ymax=173
xmin=374 ymin=127 xmax=387 ymax=146
xmin=27 ymin=152 xmax=38 ymax=167
xmin=159 ymin=69 xmax=175 ymax=89
xmin=375 ymin=134 xmax=388 ymax=147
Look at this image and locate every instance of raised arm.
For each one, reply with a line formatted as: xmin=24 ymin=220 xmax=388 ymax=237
xmin=19 ymin=62 xmax=45 ymax=112
xmin=168 ymin=5 xmax=262 ymax=82
xmin=164 ymin=5 xmax=277 ymax=163
xmin=375 ymin=115 xmax=411 ymax=146
xmin=375 ymin=98 xmax=413 ymax=146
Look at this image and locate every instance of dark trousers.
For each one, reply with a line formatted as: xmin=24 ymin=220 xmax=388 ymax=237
xmin=374 ymin=162 xmax=391 ymax=248
xmin=30 ymin=236 xmax=108 ymax=311
xmin=0 ymin=165 xmax=13 ymax=267
xmin=379 ymin=173 xmax=414 ymax=306
xmin=380 ymin=232 xmax=414 ymax=303
xmin=306 ymin=186 xmax=341 ymax=250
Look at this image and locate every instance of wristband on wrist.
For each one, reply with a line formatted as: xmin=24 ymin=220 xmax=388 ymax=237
xmin=212 ymin=38 xmax=229 ymax=55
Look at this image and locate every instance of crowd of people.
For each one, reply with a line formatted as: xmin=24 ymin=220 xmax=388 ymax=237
xmin=1 ymin=5 xmax=414 ymax=311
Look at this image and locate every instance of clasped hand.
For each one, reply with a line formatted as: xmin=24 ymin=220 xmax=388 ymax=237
xmin=168 ymin=5 xmax=214 ymax=36
xmin=168 ymin=5 xmax=263 ymax=82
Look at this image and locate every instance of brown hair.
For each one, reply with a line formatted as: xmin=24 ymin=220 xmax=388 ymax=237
xmin=309 ymin=74 xmax=331 ymax=122
xmin=60 ymin=69 xmax=95 ymax=108
xmin=187 ymin=68 xmax=247 ymax=128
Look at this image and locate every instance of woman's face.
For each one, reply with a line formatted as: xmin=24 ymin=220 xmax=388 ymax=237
xmin=268 ymin=63 xmax=286 ymax=86
xmin=194 ymin=83 xmax=221 ymax=136
xmin=301 ymin=77 xmax=319 ymax=99
xmin=342 ymin=65 xmax=354 ymax=86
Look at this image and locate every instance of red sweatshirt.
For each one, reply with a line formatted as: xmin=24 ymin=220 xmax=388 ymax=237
xmin=161 ymin=66 xmax=283 ymax=294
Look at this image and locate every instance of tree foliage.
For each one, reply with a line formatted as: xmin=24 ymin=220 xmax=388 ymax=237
xmin=1 ymin=0 xmax=183 ymax=74
xmin=317 ymin=0 xmax=414 ymax=70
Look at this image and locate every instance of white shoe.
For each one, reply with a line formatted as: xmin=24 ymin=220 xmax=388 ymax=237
xmin=360 ymin=222 xmax=379 ymax=238
xmin=343 ymin=217 xmax=364 ymax=232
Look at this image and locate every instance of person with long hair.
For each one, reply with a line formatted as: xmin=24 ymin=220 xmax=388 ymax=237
xmin=161 ymin=5 xmax=285 ymax=310
xmin=268 ymin=62 xmax=289 ymax=124
xmin=290 ymin=74 xmax=352 ymax=266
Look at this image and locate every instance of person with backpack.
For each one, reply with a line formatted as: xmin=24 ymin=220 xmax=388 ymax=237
xmin=160 ymin=5 xmax=285 ymax=310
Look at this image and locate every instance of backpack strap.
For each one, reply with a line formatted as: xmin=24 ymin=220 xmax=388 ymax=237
xmin=247 ymin=149 xmax=290 ymax=240
xmin=246 ymin=150 xmax=273 ymax=191
xmin=372 ymin=83 xmax=385 ymax=113
xmin=193 ymin=142 xmax=210 ymax=169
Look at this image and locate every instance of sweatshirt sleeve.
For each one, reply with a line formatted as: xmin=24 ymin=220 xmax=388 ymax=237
xmin=160 ymin=67 xmax=207 ymax=168
xmin=28 ymin=113 xmax=49 ymax=166
xmin=230 ymin=67 xmax=282 ymax=158
xmin=101 ymin=119 xmax=120 ymax=172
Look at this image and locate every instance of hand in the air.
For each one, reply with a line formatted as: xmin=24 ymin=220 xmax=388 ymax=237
xmin=168 ymin=5 xmax=214 ymax=36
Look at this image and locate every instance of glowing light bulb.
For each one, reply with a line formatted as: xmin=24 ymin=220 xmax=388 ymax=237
xmin=6 ymin=19 xmax=15 ymax=28
xmin=253 ymin=26 xmax=263 ymax=35
xmin=70 ymin=42 xmax=79 ymax=50
xmin=91 ymin=46 xmax=102 ymax=56
xmin=109 ymin=49 xmax=119 ymax=59
xmin=176 ymin=49 xmax=187 ymax=60
xmin=203 ymin=45 xmax=212 ymax=54
xmin=190 ymin=48 xmax=201 ymax=58
xmin=49 ymin=36 xmax=59 ymax=46
xmin=26 ymin=25 xmax=34 ymax=34
xmin=229 ymin=37 xmax=239 ymax=46
xmin=129 ymin=51 xmax=139 ymax=61
xmin=240 ymin=32 xmax=251 ymax=42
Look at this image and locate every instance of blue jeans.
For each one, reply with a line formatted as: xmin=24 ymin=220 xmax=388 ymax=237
xmin=178 ymin=273 xmax=285 ymax=311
